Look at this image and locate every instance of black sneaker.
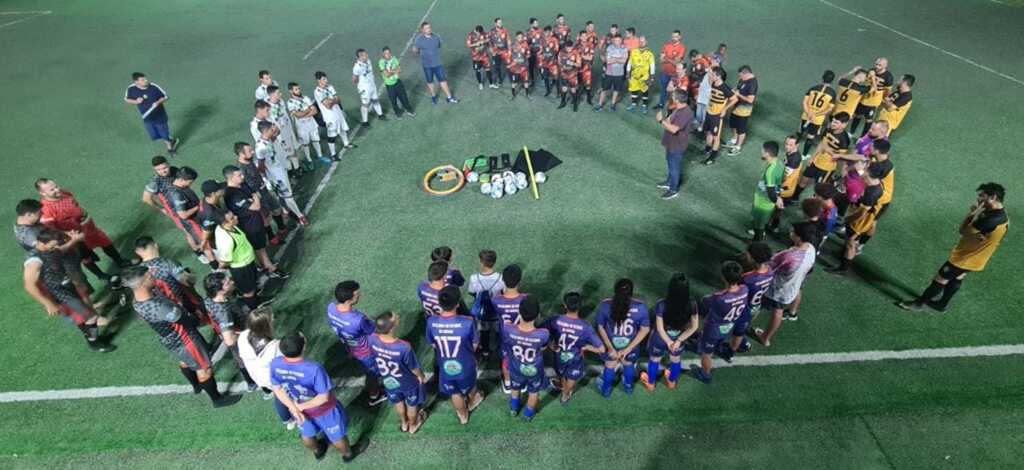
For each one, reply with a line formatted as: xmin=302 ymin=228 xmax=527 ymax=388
xmin=661 ymin=191 xmax=679 ymax=200
xmin=656 ymin=182 xmax=670 ymax=190
xmin=360 ymin=122 xmax=370 ymax=129
xmin=268 ymin=270 xmax=290 ymax=279
xmin=313 ymin=439 xmax=329 ymax=460
xmin=702 ymin=157 xmax=717 ymax=166
xmin=896 ymin=300 xmax=925 ymax=311
xmin=926 ymin=300 xmax=948 ymax=313
xmin=377 ymin=114 xmax=387 ymax=121
xmin=367 ymin=394 xmax=387 ymax=407
xmin=212 ymin=394 xmax=244 ymax=408
xmin=88 ymin=341 xmax=117 ymax=353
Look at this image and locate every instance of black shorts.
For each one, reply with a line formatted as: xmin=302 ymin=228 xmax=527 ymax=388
xmin=601 ymin=75 xmax=625 ymax=92
xmin=938 ymin=261 xmax=969 ymax=280
xmin=802 ymin=163 xmax=830 ymax=181
xmin=704 ymin=114 xmax=724 ymax=137
xmin=855 ymin=104 xmax=876 ymax=118
xmin=800 ymin=120 xmax=822 ymax=137
xmin=763 ymin=296 xmax=795 ymax=312
xmin=875 ymin=203 xmax=890 ymax=220
xmin=730 ymin=114 xmax=750 ymax=134
xmin=230 ymin=262 xmax=260 ymax=295
xmin=240 ymin=223 xmax=267 ymax=251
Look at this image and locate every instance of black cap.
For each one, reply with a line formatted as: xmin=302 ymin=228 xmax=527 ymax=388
xmin=201 ymin=180 xmax=224 ymax=196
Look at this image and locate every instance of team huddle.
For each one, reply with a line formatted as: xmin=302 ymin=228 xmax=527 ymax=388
xmin=10 ymin=9 xmax=1012 ymax=466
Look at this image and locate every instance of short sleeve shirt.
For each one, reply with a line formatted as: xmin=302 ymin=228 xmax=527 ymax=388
xmin=661 ymin=106 xmax=695 ymax=152
xmin=414 ymin=33 xmax=443 ymax=68
xmin=605 ymin=45 xmax=628 ymax=76
xmin=379 ymin=57 xmax=401 ymax=86
xmin=125 ymin=84 xmax=168 ymax=123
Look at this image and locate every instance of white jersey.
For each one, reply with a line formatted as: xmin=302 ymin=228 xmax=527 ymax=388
xmin=250 ymin=117 xmax=267 ymax=143
xmin=254 ymin=138 xmax=286 ymax=172
xmin=255 ymin=80 xmax=278 ymax=101
xmin=353 ymin=61 xmax=377 ymax=91
xmin=313 ymin=85 xmax=343 ymax=123
xmin=286 ymin=95 xmax=317 ymax=126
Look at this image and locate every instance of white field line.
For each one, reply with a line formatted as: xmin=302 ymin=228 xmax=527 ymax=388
xmin=301 ymin=32 xmax=335 ymax=61
xmin=2 ymin=344 xmax=1022 ymax=403
xmin=819 ymin=0 xmax=1024 ymax=87
xmin=272 ymin=0 xmax=439 ymax=264
xmin=0 ymin=10 xmax=50 ymax=29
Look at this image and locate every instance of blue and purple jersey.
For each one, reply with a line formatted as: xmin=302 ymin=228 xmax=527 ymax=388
xmin=501 ymin=324 xmax=550 ymax=378
xmin=700 ymin=286 xmax=749 ymax=326
xmin=269 ymin=357 xmax=337 ymax=418
xmin=493 ymin=292 xmax=527 ymax=326
xmin=368 ymin=334 xmax=422 ymax=392
xmin=326 ymin=304 xmax=375 ymax=359
xmin=543 ymin=314 xmax=601 ymax=368
xmin=417 ymin=282 xmax=443 ymax=316
xmin=653 ymin=299 xmax=696 ymax=341
xmin=741 ymin=269 xmax=774 ymax=314
xmin=595 ymin=298 xmax=650 ymax=350
xmin=445 ymin=268 xmax=466 ymax=287
xmin=426 ymin=313 xmax=479 ymax=380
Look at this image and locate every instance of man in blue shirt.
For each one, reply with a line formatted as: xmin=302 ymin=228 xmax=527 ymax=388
xmin=124 ymin=72 xmax=179 ymax=156
xmin=412 ymin=22 xmax=458 ymax=105
xmin=427 ymin=286 xmax=484 ymax=424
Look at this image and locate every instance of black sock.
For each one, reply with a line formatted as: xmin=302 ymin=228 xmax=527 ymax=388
xmin=475 ymin=70 xmax=483 ymax=84
xmin=273 ymin=215 xmax=286 ymax=231
xmin=838 ymin=257 xmax=851 ymax=270
xmin=753 ymin=229 xmax=765 ymax=241
xmin=803 ymin=139 xmax=815 ymax=156
xmin=83 ymin=261 xmax=109 ymax=280
xmin=860 ymin=121 xmax=871 ymax=137
xmin=180 ymin=367 xmax=201 ymax=393
xmin=704 ymin=145 xmax=712 ymax=153
xmin=487 ymin=71 xmax=493 ymax=84
xmin=917 ymin=280 xmax=945 ymax=303
xmin=936 ymin=279 xmax=962 ymax=308
xmin=859 ymin=235 xmax=872 ymax=246
xmin=101 ymin=246 xmax=126 ymax=265
xmin=199 ymin=376 xmax=224 ymax=402
xmin=850 ymin=117 xmax=862 ymax=135
xmin=512 ymin=86 xmax=518 ymax=97
xmin=77 ymin=323 xmax=98 ymax=342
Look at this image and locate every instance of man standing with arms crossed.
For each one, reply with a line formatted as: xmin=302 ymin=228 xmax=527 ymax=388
xmin=352 ymin=48 xmax=387 ymax=128
xmin=379 ymin=47 xmax=416 ymax=118
xmin=655 ymin=30 xmax=686 ymax=110
xmin=412 ymin=22 xmax=459 ymax=105
xmin=595 ymin=35 xmax=628 ymax=112
xmin=655 ymin=91 xmax=694 ymax=200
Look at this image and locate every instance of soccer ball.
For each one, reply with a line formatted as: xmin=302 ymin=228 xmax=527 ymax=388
xmin=515 ymin=173 xmax=528 ymax=189
xmin=502 ymin=171 xmax=515 ymax=187
xmin=505 ymin=181 xmax=518 ymax=195
xmin=481 ymin=182 xmax=492 ymax=194
xmin=467 ymin=171 xmax=479 ymax=183
xmin=535 ymin=172 xmax=547 ymax=184
xmin=491 ymin=183 xmax=504 ymax=199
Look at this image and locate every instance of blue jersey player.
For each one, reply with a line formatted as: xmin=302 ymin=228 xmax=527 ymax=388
xmin=693 ymin=261 xmax=748 ymax=383
xmin=370 ymin=312 xmax=429 ymax=434
xmin=726 ymin=243 xmax=774 ymax=359
xmin=427 ymin=286 xmax=484 ymax=424
xmin=270 ymin=332 xmax=357 ymax=462
xmin=430 ymin=245 xmax=466 ymax=287
xmin=417 ymin=261 xmax=448 ymax=316
xmin=327 ymin=280 xmax=385 ymax=406
xmin=543 ymin=292 xmax=604 ymax=404
xmin=493 ymin=264 xmax=527 ymax=394
xmin=640 ymin=273 xmax=699 ymax=391
xmin=595 ymin=278 xmax=650 ymax=397
xmin=500 ymin=296 xmax=549 ymax=421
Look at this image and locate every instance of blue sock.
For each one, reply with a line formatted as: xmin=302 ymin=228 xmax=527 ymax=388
xmin=510 ymin=397 xmax=521 ymax=412
xmin=601 ymin=367 xmax=615 ymax=394
xmin=623 ymin=365 xmax=636 ymax=389
xmin=647 ymin=361 xmax=659 ymax=382
xmin=523 ymin=407 xmax=536 ymax=419
xmin=669 ymin=362 xmax=682 ymax=382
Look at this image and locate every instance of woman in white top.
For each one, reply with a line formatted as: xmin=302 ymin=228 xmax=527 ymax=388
xmin=236 ymin=307 xmax=293 ymax=429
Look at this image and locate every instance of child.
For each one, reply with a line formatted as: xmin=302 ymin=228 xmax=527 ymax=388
xmin=468 ymin=249 xmax=505 ymax=357
xmin=544 ymin=292 xmax=605 ymax=403
xmin=203 ymin=272 xmax=258 ymax=390
xmin=369 ymin=312 xmax=428 ymax=434
xmin=493 ymin=264 xmax=527 ymax=394
xmin=417 ymin=261 xmax=448 ymax=316
xmin=692 ymin=261 xmax=748 ymax=384
xmin=640 ymin=273 xmax=698 ymax=391
xmin=501 ymin=296 xmax=549 ymax=421
xmin=431 ymin=246 xmax=465 ymax=287
xmin=595 ymin=278 xmax=650 ymax=397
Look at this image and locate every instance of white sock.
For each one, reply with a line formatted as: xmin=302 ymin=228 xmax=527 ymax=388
xmin=373 ymin=101 xmax=383 ymax=116
xmin=301 ymin=145 xmax=312 ymax=162
xmin=283 ymin=197 xmax=303 ymax=218
xmin=340 ymin=132 xmax=350 ymax=146
xmin=360 ymin=106 xmax=369 ymax=123
xmin=311 ymin=143 xmax=322 ymax=158
xmin=327 ymin=141 xmax=337 ymax=155
xmin=288 ymin=156 xmax=300 ymax=170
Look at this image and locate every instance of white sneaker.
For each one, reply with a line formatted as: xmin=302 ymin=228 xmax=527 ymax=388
xmin=197 ymin=254 xmax=209 ymax=264
xmin=478 ymin=83 xmax=484 ymax=90
xmin=285 ymin=420 xmax=297 ymax=431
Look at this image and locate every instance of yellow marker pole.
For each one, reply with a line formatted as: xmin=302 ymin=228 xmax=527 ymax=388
xmin=523 ymin=146 xmax=540 ymax=200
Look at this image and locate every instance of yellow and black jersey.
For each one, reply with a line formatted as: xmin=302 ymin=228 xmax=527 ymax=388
xmin=731 ymin=77 xmax=758 ymax=117
xmin=860 ymin=69 xmax=894 ymax=107
xmin=780 ymin=151 xmax=803 ymax=198
xmin=877 ymin=90 xmax=913 ymax=131
xmin=871 ymin=157 xmax=894 ymax=205
xmin=949 ymin=209 xmax=1009 ymax=271
xmin=801 ymin=84 xmax=836 ymax=125
xmin=846 ymin=184 xmax=884 ymax=235
xmin=834 ymin=78 xmax=870 ymax=117
xmin=810 ymin=129 xmax=851 ymax=173
xmin=707 ymin=82 xmax=735 ymax=116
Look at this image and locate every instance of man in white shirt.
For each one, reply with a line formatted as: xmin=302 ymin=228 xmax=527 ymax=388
xmin=254 ymin=121 xmax=308 ymax=226
xmin=250 ymin=100 xmax=272 ymax=142
xmin=754 ymin=221 xmax=817 ymax=347
xmin=313 ymin=71 xmax=355 ymax=157
xmin=266 ymin=85 xmax=307 ymax=172
xmin=352 ymin=48 xmax=386 ymax=128
xmin=287 ymin=82 xmax=332 ymax=165
xmin=255 ymin=70 xmax=277 ymax=101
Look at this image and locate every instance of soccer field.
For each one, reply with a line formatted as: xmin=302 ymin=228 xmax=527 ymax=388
xmin=1 ymin=0 xmax=1023 ymax=468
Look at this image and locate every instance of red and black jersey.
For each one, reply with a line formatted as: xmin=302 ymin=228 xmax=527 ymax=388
xmin=489 ymin=27 xmax=510 ymax=52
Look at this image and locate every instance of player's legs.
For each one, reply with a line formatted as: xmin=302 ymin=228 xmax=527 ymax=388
xmin=405 ymin=402 xmax=423 ymax=434
xmin=561 ymin=377 xmax=577 ymax=402
xmin=620 ymin=359 xmax=636 ymax=393
xmin=757 ymin=307 xmax=785 ymax=347
xmin=393 ymin=401 xmax=410 ymax=432
xmin=523 ymin=391 xmax=540 ymax=420
xmin=509 ymin=387 xmax=522 ymax=414
xmin=642 ymin=354 xmax=662 ymax=391
xmin=657 ymin=73 xmax=672 ymax=108
xmin=666 ymin=354 xmax=684 ymax=386
xmin=901 ymin=263 xmax=968 ymax=311
xmin=599 ymin=359 xmax=617 ymax=397
xmin=451 ymin=391 xmax=469 ymax=424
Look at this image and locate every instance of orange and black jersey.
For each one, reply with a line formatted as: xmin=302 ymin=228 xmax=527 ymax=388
xmin=558 ymin=48 xmax=581 ymax=73
xmin=861 ymin=69 xmax=894 ymax=106
xmin=847 ymin=184 xmax=884 ymax=235
xmin=509 ymin=41 xmax=531 ymax=71
xmin=870 ymin=157 xmax=894 ymax=205
xmin=878 ymin=90 xmax=913 ymax=130
xmin=803 ymin=84 xmax=836 ymax=124
xmin=527 ymin=28 xmax=544 ymax=52
xmin=490 ymin=27 xmax=510 ymax=51
xmin=949 ymin=209 xmax=1009 ymax=271
xmin=780 ymin=151 xmax=803 ymax=198
xmin=835 ymin=78 xmax=870 ymax=116
xmin=707 ymin=82 xmax=735 ymax=116
xmin=811 ymin=129 xmax=851 ymax=172
xmin=555 ymin=24 xmax=572 ymax=45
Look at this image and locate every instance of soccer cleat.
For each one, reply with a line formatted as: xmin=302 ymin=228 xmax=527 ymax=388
xmin=377 ymin=114 xmax=387 ymax=122
xmin=738 ymin=338 xmax=752 ymax=353
xmin=87 ymin=341 xmax=116 ymax=353
xmin=639 ymin=372 xmax=656 ymax=392
xmin=431 ymin=96 xmax=438 ymax=105
xmin=728 ymin=147 xmax=742 ymax=156
xmin=717 ymin=346 xmax=735 ymax=363
xmin=212 ymin=394 xmax=244 ymax=408
xmin=479 ymin=83 xmax=484 ymax=90
xmin=896 ymin=300 xmax=925 ymax=311
xmin=313 ymin=438 xmax=329 ymax=460
xmin=447 ymin=97 xmax=459 ymax=104
xmin=656 ymin=182 xmax=670 ymax=190
xmin=641 ymin=105 xmax=648 ymax=114
xmin=784 ymin=311 xmax=799 ymax=321
xmin=926 ymin=300 xmax=948 ymax=313
xmin=702 ymin=157 xmax=718 ymax=166
xmin=626 ymin=104 xmax=636 ymax=112
xmin=367 ymin=394 xmax=387 ymax=407
xmin=690 ymin=366 xmax=712 ymax=384
xmin=268 ymin=270 xmax=290 ymax=280
xmin=246 ymin=381 xmax=260 ymax=393
xmin=610 ymin=104 xmax=618 ymax=112
xmin=490 ymin=83 xmax=500 ymax=89
xmin=661 ymin=191 xmax=679 ymax=200
xmin=594 ymin=105 xmax=603 ymax=112
xmin=663 ymin=369 xmax=678 ymax=390
xmin=284 ymin=419 xmax=297 ymax=430
xmin=501 ymin=380 xmax=512 ymax=395
xmin=298 ymin=216 xmax=310 ymax=227
xmin=360 ymin=121 xmax=370 ymax=129
xmin=726 ymin=137 xmax=738 ymax=147
xmin=405 ymin=111 xmax=416 ymax=117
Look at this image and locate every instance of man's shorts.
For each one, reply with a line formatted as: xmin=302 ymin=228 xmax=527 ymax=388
xmin=648 ymin=332 xmax=684 ymax=358
xmin=258 ymin=188 xmax=281 ymax=213
xmin=698 ymin=322 xmax=733 ymax=354
xmin=731 ymin=309 xmax=754 ymax=337
xmin=323 ymin=116 xmax=349 ymax=138
xmin=229 ymin=262 xmax=260 ymax=295
xmin=509 ymin=367 xmax=545 ymax=394
xmin=560 ymin=72 xmax=579 ymax=88
xmin=628 ymin=77 xmax=650 ymax=93
xmin=266 ymin=167 xmax=294 ymax=199
xmin=143 ymin=119 xmax=171 ymax=141
xmin=358 ymin=86 xmax=379 ymax=106
xmin=855 ymin=103 xmax=876 ymax=118
xmin=802 ymin=163 xmax=831 ymax=182
xmin=293 ymin=119 xmax=320 ymax=146
xmin=472 ymin=56 xmax=491 ymax=70
xmin=171 ymin=327 xmax=212 ymax=370
xmin=554 ymin=355 xmax=587 ymax=381
xmin=59 ymin=296 xmax=96 ymax=326
xmin=800 ymin=120 xmax=822 ymax=137
xmin=704 ymin=114 xmax=724 ymax=137
xmin=601 ymin=74 xmax=626 ymax=92
xmin=240 ymin=223 xmax=268 ymax=251
xmin=939 ymin=261 xmax=970 ymax=280
xmin=438 ymin=369 xmax=477 ymax=397
xmin=385 ymin=382 xmax=426 ymax=407
xmin=578 ymin=67 xmax=593 ymax=87
xmin=300 ymin=402 xmax=349 ymax=443
xmin=762 ymin=295 xmax=796 ymax=312
xmin=422 ymin=65 xmax=447 ymax=84
xmin=81 ymin=220 xmax=113 ymax=250
xmin=730 ymin=114 xmax=750 ymax=134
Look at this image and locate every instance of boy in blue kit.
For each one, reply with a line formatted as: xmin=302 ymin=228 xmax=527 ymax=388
xmin=693 ymin=261 xmax=748 ymax=383
xmin=501 ymin=296 xmax=549 ymax=421
xmin=640 ymin=273 xmax=699 ymax=391
xmin=544 ymin=292 xmax=605 ymax=404
xmin=431 ymin=246 xmax=465 ymax=287
xmin=493 ymin=264 xmax=527 ymax=394
xmin=427 ymin=286 xmax=485 ymax=424
xmin=418 ymin=261 xmax=448 ymax=316
xmin=370 ymin=312 xmax=429 ymax=434
xmin=724 ymin=243 xmax=774 ymax=360
xmin=595 ymin=278 xmax=650 ymax=397
xmin=327 ymin=280 xmax=385 ymax=406
xmin=271 ymin=332 xmax=357 ymax=462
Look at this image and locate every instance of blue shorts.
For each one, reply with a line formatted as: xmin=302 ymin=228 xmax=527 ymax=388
xmin=648 ymin=333 xmax=684 ymax=358
xmin=554 ymin=355 xmax=586 ymax=381
xmin=143 ymin=119 xmax=171 ymax=141
xmin=509 ymin=368 xmax=546 ymax=394
xmin=300 ymin=403 xmax=348 ymax=443
xmin=601 ymin=348 xmax=640 ymax=364
xmin=438 ymin=370 xmax=477 ymax=397
xmin=423 ymin=65 xmax=447 ymax=83
xmin=699 ymin=322 xmax=734 ymax=354
xmin=385 ymin=382 xmax=425 ymax=407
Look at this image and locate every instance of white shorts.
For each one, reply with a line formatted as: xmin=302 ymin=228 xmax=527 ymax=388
xmin=293 ymin=118 xmax=320 ymax=145
xmin=323 ymin=113 xmax=349 ymax=137
xmin=265 ymin=166 xmax=293 ymax=199
xmin=358 ymin=86 xmax=379 ymax=105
